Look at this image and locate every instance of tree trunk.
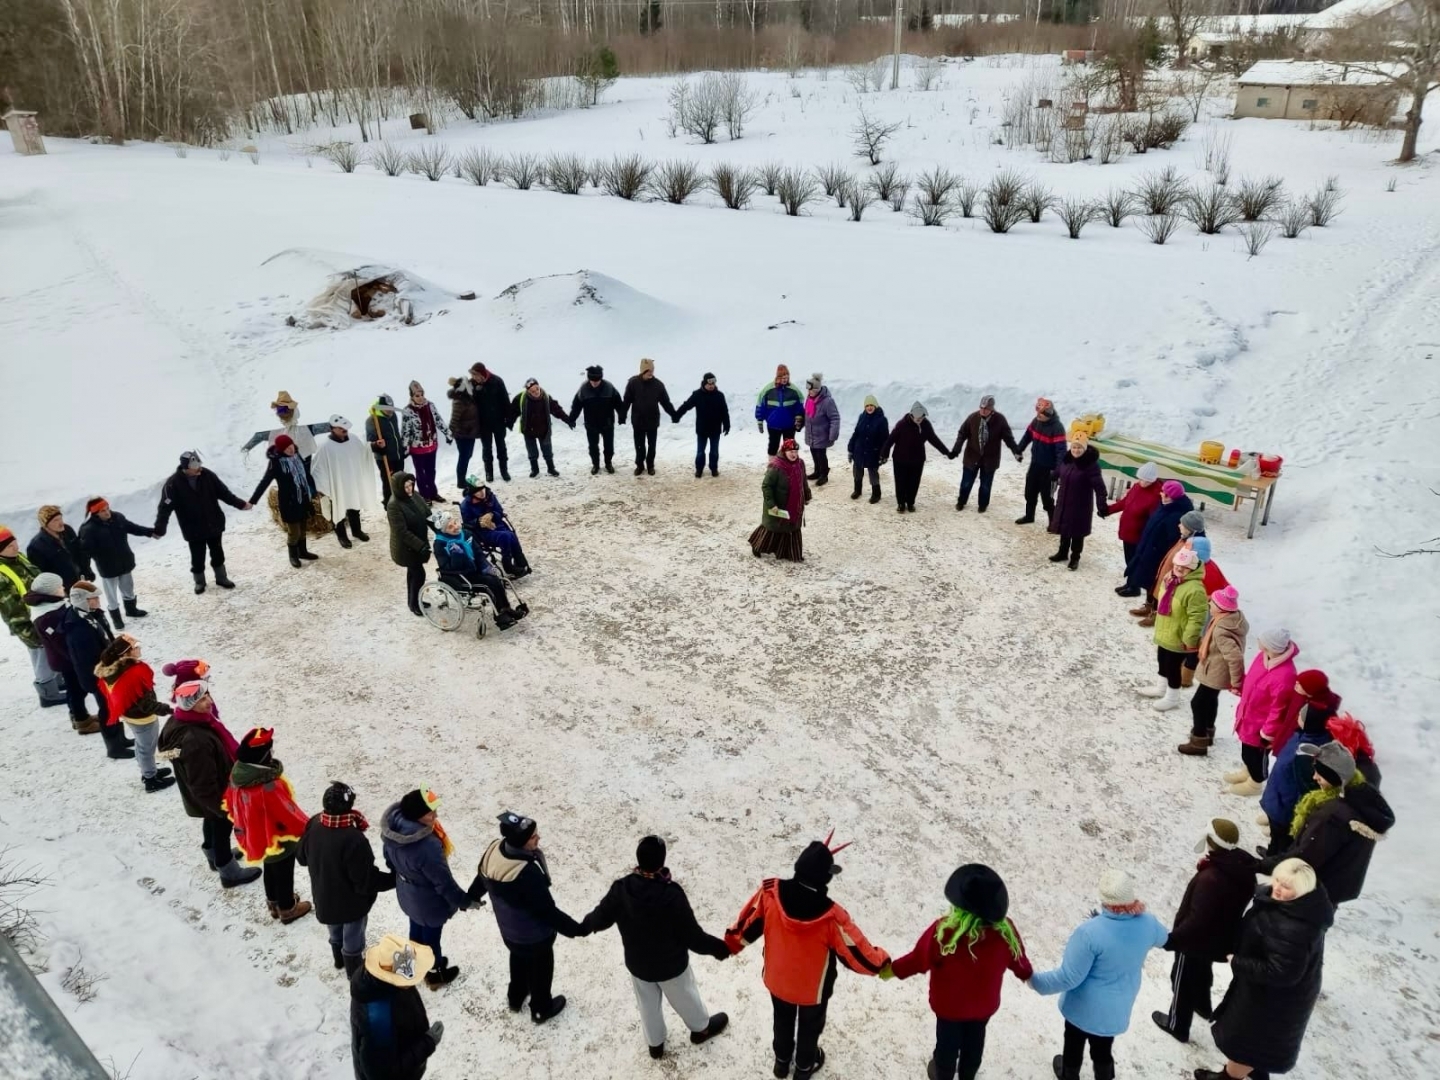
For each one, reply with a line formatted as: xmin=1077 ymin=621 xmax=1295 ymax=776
xmin=1398 ymin=84 xmax=1425 ymax=164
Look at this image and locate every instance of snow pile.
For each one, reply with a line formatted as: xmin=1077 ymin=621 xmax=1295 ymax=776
xmin=257 ymin=248 xmax=473 ymax=330
xmin=490 ymin=269 xmax=688 ymax=339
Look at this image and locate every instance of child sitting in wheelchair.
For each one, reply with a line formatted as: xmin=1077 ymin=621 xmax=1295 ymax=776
xmin=459 ymin=480 xmax=531 ymax=578
xmin=433 ymin=513 xmax=528 ymax=631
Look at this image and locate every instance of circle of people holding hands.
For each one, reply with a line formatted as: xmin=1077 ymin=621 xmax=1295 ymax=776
xmin=0 ymin=359 xmax=1397 ymax=1080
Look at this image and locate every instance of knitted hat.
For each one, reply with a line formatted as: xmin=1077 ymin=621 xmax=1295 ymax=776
xmin=1212 ymin=585 xmax=1240 ymax=612
xmin=174 ymin=679 xmax=209 ymax=711
xmin=794 ymin=841 xmax=840 ymax=888
xmin=32 ymin=572 xmax=64 ymax=597
xmin=863 ymin=395 xmax=879 ymax=408
xmin=1173 ymin=547 xmax=1200 ymax=570
xmin=163 ymin=658 xmax=208 ymax=684
xmin=909 ymin=401 xmax=928 ymax=420
xmin=1098 ymin=869 xmax=1136 ymax=907
xmin=179 ymin=449 xmax=203 ymax=469
xmin=1270 ymin=858 xmax=1317 ymax=899
xmin=237 ymin=727 xmax=275 ymax=764
xmin=806 ymin=372 xmax=823 ymax=390
xmin=498 ymin=810 xmax=536 ymax=844
xmin=639 ymin=358 xmax=655 ymax=374
xmin=0 ymin=526 xmax=14 ymax=548
xmin=524 ymin=378 xmax=538 ymax=390
xmin=1161 ymin=480 xmax=1185 ymax=499
xmin=775 ymin=364 xmax=790 ymax=380
xmin=1258 ymin=627 xmax=1292 ymax=654
xmin=37 ymin=505 xmax=62 ymax=528
xmin=1137 ymin=462 xmax=1159 ymax=483
xmin=408 ymin=380 xmax=425 ymax=397
xmin=780 ymin=438 xmax=798 ymax=453
xmin=85 ymin=497 xmax=109 ymax=516
xmin=323 ymin=781 xmax=357 ymax=815
xmin=1196 ymin=817 xmax=1240 ymax=854
xmin=636 ymin=835 xmax=666 ymax=872
xmin=1180 ymin=510 xmax=1206 ymax=534
xmin=273 ymin=434 xmax=295 ymax=453
xmin=1297 ymin=670 xmax=1330 ymax=698
xmin=979 ymin=394 xmax=996 ymax=409
xmin=271 ymin=391 xmax=298 ymax=410
xmin=329 ymin=415 xmax=352 ymax=432
xmin=1189 ymin=536 xmax=1213 ymax=564
xmin=401 ymin=786 xmax=442 ymax=822
xmin=68 ymin=580 xmax=98 ymax=608
xmin=1069 ymin=431 xmax=1090 ymax=449
xmin=586 ymin=365 xmax=604 ymax=381
xmin=702 ymin=372 xmax=717 ymax=385
xmin=1299 ymin=740 xmax=1355 ymax=788
xmin=944 ymin=864 xmax=1009 ymax=923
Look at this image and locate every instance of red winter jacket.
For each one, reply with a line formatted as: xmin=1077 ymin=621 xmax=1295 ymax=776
xmin=891 ymin=919 xmax=1033 ymax=1021
xmin=1107 ymin=481 xmax=1162 ymax=544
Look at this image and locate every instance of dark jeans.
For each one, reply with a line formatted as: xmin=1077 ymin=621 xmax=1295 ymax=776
xmin=934 ymin=1017 xmax=988 ymax=1080
xmin=811 ymin=447 xmax=830 ymax=479
xmin=772 ymin=995 xmax=828 ymax=1072
xmin=406 ymin=563 xmax=426 ymax=612
xmin=1191 ymin=683 xmax=1220 ymax=736
xmin=1160 ymin=953 xmax=1213 ymax=1042
xmin=202 ymin=815 xmax=235 ymax=868
xmin=1024 ymin=464 xmax=1056 ymax=518
xmin=411 ymin=450 xmax=440 ymax=501
xmin=479 ymin=429 xmax=508 ymax=475
xmin=633 ymin=425 xmax=658 ymax=469
xmin=506 ymin=938 xmax=555 ymax=1013
xmin=586 ymin=425 xmax=615 ymax=465
xmin=55 ymin=661 xmax=87 ymax=721
xmin=1122 ymin=540 xmax=1137 ymax=567
xmin=262 ymin=853 xmax=296 ymax=906
xmin=852 ymin=462 xmax=879 ymax=493
xmin=766 ymin=427 xmax=793 ymax=456
xmin=1242 ymin=741 xmax=1271 ymax=783
xmin=410 ymin=920 xmax=447 ymax=970
xmin=523 ymin=434 xmax=554 ymax=469
xmin=893 ymin=461 xmax=925 ymax=507
xmin=958 ymin=465 xmax=996 ymax=510
xmin=1062 ymin=1020 xmax=1115 ymax=1080
xmin=187 ymin=536 xmax=225 ymax=575
xmin=1157 ymin=646 xmax=1185 ymax=689
xmin=1057 ymin=535 xmax=1086 ymax=561
xmin=695 ymin=433 xmax=720 ymax=473
xmin=455 ymin=437 xmax=476 ymax=487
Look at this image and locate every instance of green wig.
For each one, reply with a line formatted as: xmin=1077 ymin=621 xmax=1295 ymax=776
xmin=936 ymin=905 xmax=1022 ymax=960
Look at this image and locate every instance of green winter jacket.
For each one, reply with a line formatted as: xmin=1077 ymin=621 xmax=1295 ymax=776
xmin=0 ymin=554 xmax=40 ymax=649
xmin=759 ymin=466 xmax=809 ymax=534
xmin=1153 ymin=567 xmax=1209 ymax=652
xmin=386 ymin=473 xmax=433 ymax=568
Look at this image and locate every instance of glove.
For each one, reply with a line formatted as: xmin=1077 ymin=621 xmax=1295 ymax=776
xmin=1098 ymin=506 xmax=1110 ymax=518
xmin=427 ymin=1022 xmax=444 ymax=1048
xmin=569 ymin=421 xmax=577 ymax=430
xmin=672 ymin=416 xmax=680 ymax=424
xmin=445 ymin=436 xmax=454 ymax=445
xmin=847 ymin=454 xmax=853 ymax=464
xmin=709 ymin=941 xmax=731 ymax=961
xmin=878 ymin=963 xmax=895 ymax=981
xmin=466 ymin=881 xmax=486 ymax=903
xmin=757 ymin=421 xmax=764 ymax=434
xmin=152 ymin=526 xmax=166 ymax=538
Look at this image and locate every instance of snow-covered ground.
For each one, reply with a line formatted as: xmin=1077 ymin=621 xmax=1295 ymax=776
xmin=1 ymin=57 xmax=1437 ymax=1080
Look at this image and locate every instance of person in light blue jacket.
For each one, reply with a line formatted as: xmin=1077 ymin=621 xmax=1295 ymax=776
xmin=1029 ymin=870 xmax=1169 ymax=1080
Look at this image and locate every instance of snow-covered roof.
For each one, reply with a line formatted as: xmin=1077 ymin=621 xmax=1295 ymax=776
xmin=1305 ymin=0 xmax=1408 ymax=30
xmin=1236 ymin=59 xmax=1400 ymax=86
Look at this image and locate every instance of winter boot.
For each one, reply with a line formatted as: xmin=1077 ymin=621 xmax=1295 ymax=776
xmin=813 ymin=473 xmax=826 ymax=486
xmin=266 ymin=901 xmax=281 ymax=920
xmin=1068 ymin=554 xmax=1080 ymax=570
xmin=1015 ymin=515 xmax=1036 ymax=525
xmin=1224 ymin=776 xmax=1264 ymax=797
xmin=1048 ymin=550 xmax=1068 ymax=563
xmin=499 ymin=465 xmax=511 ymax=482
xmin=927 ymin=1058 xmax=937 ymax=1080
xmin=1115 ymin=584 xmax=1143 ymax=597
xmin=603 ymin=461 xmax=614 ymax=474
xmin=331 ymin=943 xmax=345 ymax=969
xmin=73 ymin=715 xmax=101 ymax=736
xmin=710 ymin=467 xmax=719 ymax=477
xmin=347 ymin=510 xmax=369 ymax=542
xmin=869 ymin=487 xmax=881 ymax=504
xmin=342 ymin=953 xmax=363 ymax=979
xmin=1178 ymin=736 xmax=1211 ymax=756
xmin=1152 ymin=687 xmax=1183 ymax=712
xmin=212 ymin=564 xmax=235 ymax=589
xmin=774 ymin=1060 xmax=792 ymax=1079
xmin=100 ymin=725 xmax=134 ymax=756
xmin=1180 ymin=665 xmax=1195 ymax=688
xmin=218 ymin=860 xmax=262 ymax=889
xmin=1129 ymin=601 xmax=1154 ymax=617
xmin=851 ymin=484 xmax=862 ymax=500
xmin=795 ymin=1047 xmax=825 ymax=1080
xmin=193 ymin=572 xmax=206 ymax=595
xmin=109 ymin=607 xmax=124 ymax=629
xmin=334 ymin=521 xmax=353 ymax=549
xmin=1223 ymin=766 xmax=1250 ymax=784
xmin=592 ymin=463 xmax=600 ymax=475
xmin=203 ymin=842 xmax=244 ymax=870
xmin=956 ymin=497 xmax=966 ymax=511
xmin=696 ymin=467 xmax=705 ymax=479
xmin=650 ymin=1044 xmax=666 ymax=1060
xmin=1194 ymin=1069 xmax=1234 ymax=1080
xmin=634 ymin=465 xmax=644 ymax=476
xmin=1052 ymin=1055 xmax=1081 ymax=1080
xmin=144 ymin=773 xmax=176 ymax=793
xmin=530 ymin=463 xmax=541 ymax=478
xmin=552 ymin=463 xmax=564 ymax=477
xmin=1136 ymin=678 xmax=1168 ymax=699
xmin=297 ymin=538 xmax=319 ymax=561
xmin=495 ymin=610 xmax=517 ymax=631
xmin=278 ymin=894 xmax=313 ymax=924
xmin=1152 ymin=1010 xmax=1188 ymax=1043
xmin=287 ymin=544 xmax=302 ymax=569
xmin=690 ymin=1013 xmax=729 ymax=1045
xmin=426 ymin=964 xmax=461 ymax=989
xmin=531 ymin=995 xmax=567 ymax=1023
xmin=124 ymin=597 xmax=147 ymax=619
xmin=1138 ymin=611 xmax=1156 ymax=628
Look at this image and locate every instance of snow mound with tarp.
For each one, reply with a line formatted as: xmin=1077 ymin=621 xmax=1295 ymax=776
xmin=259 ymin=248 xmax=475 ymax=330
xmin=490 ymin=270 xmax=684 ymax=336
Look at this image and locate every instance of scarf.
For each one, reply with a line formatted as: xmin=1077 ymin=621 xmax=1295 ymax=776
xmin=1290 ymin=771 xmax=1364 ymax=837
xmin=770 ymin=453 xmax=807 ymax=523
xmin=1102 ymin=900 xmax=1147 ymax=916
xmin=321 ymin=810 xmax=369 ymax=831
xmin=173 ymin=705 xmax=240 ymax=761
xmin=416 ymin=402 xmax=436 ymax=445
xmin=278 ymin=452 xmax=312 ymax=500
xmin=1157 ymin=570 xmax=1186 ymax=616
xmin=977 ymin=413 xmax=990 ymax=451
xmin=1198 ymin=618 xmax=1217 ymax=662
xmin=804 ymin=395 xmax=817 ymax=418
xmin=935 ymin=905 xmax=1022 ymax=960
xmin=634 ymin=867 xmax=673 ymax=882
xmin=431 ymin=817 xmax=455 ymax=859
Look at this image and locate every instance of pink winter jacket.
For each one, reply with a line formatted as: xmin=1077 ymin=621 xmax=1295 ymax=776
xmin=1233 ymin=643 xmax=1303 ymax=749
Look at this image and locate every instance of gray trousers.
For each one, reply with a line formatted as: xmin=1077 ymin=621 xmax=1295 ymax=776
xmin=126 ymin=720 xmax=160 ymax=780
xmin=99 ymin=573 xmax=135 ymax=608
xmin=631 ymin=964 xmax=710 ymax=1047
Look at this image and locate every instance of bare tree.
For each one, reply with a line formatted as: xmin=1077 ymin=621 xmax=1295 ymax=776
xmin=851 ymin=104 xmax=902 ymax=165
xmin=1166 ymin=0 xmax=1212 ymax=70
xmin=719 ymin=73 xmax=758 ymax=139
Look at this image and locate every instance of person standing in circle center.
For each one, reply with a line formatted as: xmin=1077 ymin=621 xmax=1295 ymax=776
xmin=751 ymin=439 xmax=812 ymax=562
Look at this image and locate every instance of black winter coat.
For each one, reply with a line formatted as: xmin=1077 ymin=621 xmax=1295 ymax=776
xmin=446 ymin=378 xmax=481 ymax=438
xmin=78 ymin=512 xmax=152 ymax=579
xmin=386 ymin=474 xmax=432 ymax=569
xmin=26 ymin=527 xmax=92 ymax=588
xmin=1212 ymin=886 xmax=1333 ymax=1073
xmin=1016 ymin=415 xmax=1069 ymax=471
xmin=847 ymin=409 xmax=889 ymax=468
xmin=582 ymin=872 xmax=730 ymax=983
xmin=511 ymin=391 xmax=570 ymax=439
xmin=297 ymin=817 xmax=397 ymax=926
xmin=674 ymin=386 xmax=731 ymax=437
xmin=1124 ymin=494 xmax=1195 ymax=593
xmin=1050 ymin=445 xmax=1109 ymax=539
xmin=1262 ymin=784 xmax=1395 ymax=905
xmin=350 ymin=968 xmax=435 ymax=1080
xmin=950 ymin=410 xmax=1020 ymax=471
xmin=622 ymin=375 xmax=676 ymax=429
xmin=882 ymin=415 xmax=949 ymax=466
xmin=1166 ymin=848 xmax=1258 ymax=961
xmin=570 ymin=380 xmax=623 ymax=430
xmin=365 ymin=412 xmax=405 ymax=472
xmin=471 ymin=839 xmax=584 ymax=946
xmin=61 ymin=607 xmax=113 ymax=693
xmin=249 ymin=449 xmax=315 ymax=524
xmin=155 ymin=468 xmax=246 ymax=542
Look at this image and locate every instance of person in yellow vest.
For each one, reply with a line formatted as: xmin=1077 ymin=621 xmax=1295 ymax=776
xmin=0 ymin=525 xmax=68 ymax=709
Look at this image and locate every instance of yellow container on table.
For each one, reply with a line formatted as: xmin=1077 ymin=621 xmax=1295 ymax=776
xmin=1198 ymin=440 xmax=1224 ymax=465
xmin=1071 ymin=413 xmax=1106 ymax=438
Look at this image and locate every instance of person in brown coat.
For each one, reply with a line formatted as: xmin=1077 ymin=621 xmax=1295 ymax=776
xmin=1179 ymin=586 xmax=1249 ymax=756
xmin=948 ymin=395 xmax=1020 ymax=513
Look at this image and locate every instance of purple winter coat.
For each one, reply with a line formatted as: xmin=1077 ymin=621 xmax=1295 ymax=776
xmin=1050 ymin=445 xmax=1108 ymax=538
xmin=803 ymin=387 xmax=842 ymax=450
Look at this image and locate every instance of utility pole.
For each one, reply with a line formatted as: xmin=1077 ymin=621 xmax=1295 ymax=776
xmin=891 ymin=0 xmax=903 ymax=90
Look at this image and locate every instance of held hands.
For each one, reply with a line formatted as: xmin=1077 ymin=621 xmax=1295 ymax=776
xmin=757 ymin=422 xmax=764 ymax=433
xmin=672 ymin=416 xmax=680 ymax=424
xmin=1014 ymin=453 xmax=1023 ymax=463
xmin=878 ymin=962 xmax=896 ymax=981
xmin=427 ymin=1022 xmax=444 ymax=1048
xmin=241 ymin=502 xmax=253 ymax=510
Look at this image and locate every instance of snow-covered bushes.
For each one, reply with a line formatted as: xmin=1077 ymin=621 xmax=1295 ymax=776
xmin=1234 ymin=175 xmax=1285 ymax=221
xmin=546 ymin=152 xmax=590 ymax=194
xmin=369 ymin=141 xmax=408 ymax=177
xmin=981 ymin=170 xmax=1028 ymax=233
xmin=709 ymin=164 xmax=757 ymax=210
xmin=407 ymin=143 xmax=452 ymax=181
xmin=776 ymin=168 xmax=818 ymax=216
xmin=1183 ymin=184 xmax=1240 ymax=234
xmin=600 ymin=154 xmax=652 ymax=200
xmin=651 ymin=159 xmax=704 ymax=204
xmin=503 ymin=152 xmax=543 ymax=189
xmin=1055 ymin=197 xmax=1098 ymax=238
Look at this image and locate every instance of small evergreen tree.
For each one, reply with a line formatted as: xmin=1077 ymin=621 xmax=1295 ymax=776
xmin=576 ymin=46 xmax=620 ymax=107
xmin=639 ymin=1 xmax=662 ymax=34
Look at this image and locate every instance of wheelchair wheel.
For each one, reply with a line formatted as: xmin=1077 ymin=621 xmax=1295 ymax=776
xmin=475 ymin=612 xmax=488 ymax=639
xmin=419 ymin=581 xmax=465 ymax=632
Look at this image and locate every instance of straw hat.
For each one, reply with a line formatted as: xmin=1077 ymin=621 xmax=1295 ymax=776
xmin=271 ymin=391 xmax=298 ymax=410
xmin=364 ymin=933 xmax=434 ymax=988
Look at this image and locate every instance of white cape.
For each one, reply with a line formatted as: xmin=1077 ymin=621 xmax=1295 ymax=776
xmin=311 ymin=434 xmax=380 ymax=521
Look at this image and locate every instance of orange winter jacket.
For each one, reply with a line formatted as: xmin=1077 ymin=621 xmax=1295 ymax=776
xmin=725 ymin=878 xmax=889 ymax=1005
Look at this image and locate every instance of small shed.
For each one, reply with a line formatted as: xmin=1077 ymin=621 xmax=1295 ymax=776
xmin=3 ymin=110 xmax=46 ymax=156
xmin=1233 ymin=60 xmax=1399 ymax=122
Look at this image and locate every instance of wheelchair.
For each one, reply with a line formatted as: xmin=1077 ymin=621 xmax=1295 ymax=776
xmin=418 ymin=546 xmax=527 ymax=639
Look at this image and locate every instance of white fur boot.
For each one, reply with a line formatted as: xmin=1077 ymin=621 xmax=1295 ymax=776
xmin=1136 ymin=678 xmax=1167 ymax=699
xmin=1152 ymin=687 xmax=1183 ymax=712
xmin=1225 ymin=777 xmax=1264 ymax=797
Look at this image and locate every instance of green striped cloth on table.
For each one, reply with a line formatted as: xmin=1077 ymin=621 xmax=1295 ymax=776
xmin=1092 ymin=433 xmax=1250 ymax=507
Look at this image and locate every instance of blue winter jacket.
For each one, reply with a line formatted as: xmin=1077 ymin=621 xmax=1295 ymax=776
xmin=1030 ymin=909 xmax=1169 ymax=1037
xmin=803 ymin=387 xmax=842 ymax=450
xmin=1124 ymin=494 xmax=1194 ymax=593
xmin=459 ymin=489 xmax=506 ymax=531
xmin=847 ymin=409 xmax=889 ymax=468
xmin=755 ymin=382 xmax=805 ymax=433
xmin=432 ymin=533 xmax=499 ymax=582
xmin=471 ymin=838 xmax=584 ymax=946
xmin=380 ymin=804 xmax=471 ymax=928
xmin=1261 ymin=728 xmax=1332 ymax=830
